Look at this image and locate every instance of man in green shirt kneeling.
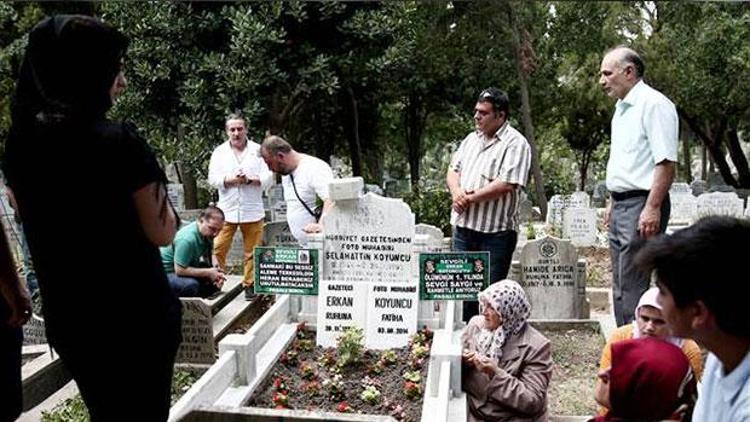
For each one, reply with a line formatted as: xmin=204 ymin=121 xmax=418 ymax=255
xmin=161 ymin=206 xmax=227 ymax=298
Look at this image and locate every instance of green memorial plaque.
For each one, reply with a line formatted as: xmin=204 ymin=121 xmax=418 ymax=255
xmin=419 ymin=252 xmax=490 ymax=300
xmin=254 ymin=247 xmax=318 ymax=295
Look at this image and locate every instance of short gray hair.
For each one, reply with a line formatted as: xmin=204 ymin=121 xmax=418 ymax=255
xmin=607 ymin=46 xmax=645 ymax=78
xmin=261 ymin=135 xmax=293 ymax=156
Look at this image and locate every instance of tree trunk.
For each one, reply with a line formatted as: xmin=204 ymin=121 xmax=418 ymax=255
xmin=726 ymin=127 xmax=750 ymax=187
xmin=405 ymin=92 xmax=423 ymax=192
xmin=678 ymin=109 xmax=738 ymax=187
xmin=701 ymin=144 xmax=707 ymax=180
xmin=681 ymin=136 xmax=692 ymax=183
xmin=346 ymin=86 xmax=363 ymax=176
xmin=508 ymin=3 xmax=547 ymax=218
xmin=176 ymin=124 xmax=198 ymax=209
xmin=578 ymin=150 xmax=591 ymax=192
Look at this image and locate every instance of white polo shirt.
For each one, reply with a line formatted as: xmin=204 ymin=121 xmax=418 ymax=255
xmin=605 ymin=80 xmax=678 ymax=193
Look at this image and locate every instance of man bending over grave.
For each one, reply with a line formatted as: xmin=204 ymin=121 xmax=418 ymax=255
xmin=161 ymin=206 xmax=227 ymax=298
xmin=447 ymin=88 xmax=532 ymax=322
xmin=635 ymin=216 xmax=750 ymax=422
xmin=260 ymin=135 xmax=334 ymax=246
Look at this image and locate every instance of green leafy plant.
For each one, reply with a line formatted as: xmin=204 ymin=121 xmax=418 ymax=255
xmin=402 ymin=370 xmax=421 ymax=383
xmin=317 ymin=349 xmax=337 ymax=368
xmin=294 ymin=339 xmax=315 ymax=352
xmin=360 ymin=385 xmax=381 ymax=405
xmin=336 ymin=327 xmax=364 ymax=367
xmin=279 ymin=350 xmax=298 ymax=366
xmin=403 ymin=381 xmax=422 ymax=400
xmin=300 ymin=361 xmax=317 ymax=380
xmin=322 ymin=374 xmax=345 ymax=401
xmin=411 ymin=344 xmax=430 ymax=359
xmin=304 ymin=380 xmax=321 ymax=396
xmin=380 ymin=349 xmax=398 ymax=365
xmin=526 ymin=223 xmax=537 ymax=240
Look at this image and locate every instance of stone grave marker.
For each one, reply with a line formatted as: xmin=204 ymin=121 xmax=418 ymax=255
xmin=177 ymin=209 xmax=202 ymax=226
xmin=592 ymin=181 xmax=608 ymax=208
xmin=690 ymin=179 xmax=707 ymax=196
xmin=696 ymin=192 xmax=744 ymax=219
xmin=176 ymin=299 xmax=215 ymax=364
xmin=167 ymin=183 xmax=185 ymax=211
xmin=519 ymin=236 xmax=582 ymax=319
xmin=562 ymin=207 xmax=597 ymax=247
xmin=262 ymin=221 xmax=298 ymax=247
xmin=22 ymin=314 xmax=47 ymax=345
xmin=569 ymin=191 xmax=590 ymax=208
xmin=545 ymin=195 xmax=567 ymax=228
xmin=226 ymin=231 xmax=245 ymax=267
xmin=365 ymin=284 xmax=419 ymax=349
xmin=270 ymin=201 xmax=287 ymax=222
xmin=316 ymin=280 xmax=368 ymax=347
xmin=415 ymin=223 xmax=445 ymax=252
xmin=323 ymin=193 xmax=414 ymax=284
xmin=519 ymin=194 xmax=533 ymax=223
xmin=669 ymin=185 xmax=697 ymax=224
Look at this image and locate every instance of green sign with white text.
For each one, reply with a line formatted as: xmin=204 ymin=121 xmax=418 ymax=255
xmin=254 ymin=247 xmax=318 ymax=295
xmin=419 ymin=252 xmax=490 ymax=300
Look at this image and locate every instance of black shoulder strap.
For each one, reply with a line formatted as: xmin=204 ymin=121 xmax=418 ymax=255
xmin=289 ymin=173 xmax=319 ymax=221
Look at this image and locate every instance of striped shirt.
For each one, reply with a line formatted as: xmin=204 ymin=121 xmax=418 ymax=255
xmin=450 ymin=122 xmax=531 ymax=233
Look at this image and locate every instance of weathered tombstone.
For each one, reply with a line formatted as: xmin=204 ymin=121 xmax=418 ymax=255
xmin=364 ymin=184 xmax=384 ymax=196
xmin=415 ymin=223 xmax=444 ymax=252
xmin=22 ymin=314 xmax=47 ymax=345
xmin=545 ymin=195 xmax=568 ymax=228
xmin=690 ymin=179 xmax=707 ymax=196
xmin=316 ymin=280 xmax=368 ymax=347
xmin=167 ymin=183 xmax=185 ymax=211
xmin=176 ymin=299 xmax=215 ymax=364
xmin=669 ymin=183 xmax=696 ymax=224
xmin=270 ymin=201 xmax=287 ymax=222
xmin=562 ymin=208 xmax=597 ymax=247
xmin=592 ymin=181 xmax=608 ymax=208
xmin=267 ymin=184 xmax=284 ymax=205
xmin=696 ymin=192 xmax=744 ymax=219
xmin=226 ymin=231 xmax=245 ymax=267
xmin=518 ymin=194 xmax=533 ymax=223
xmin=569 ymin=191 xmax=590 ymax=208
xmin=519 ymin=236 xmax=583 ymax=319
xmin=177 ymin=209 xmax=202 ymax=226
xmin=708 ymin=184 xmax=736 ymax=193
xmin=262 ymin=221 xmax=298 ymax=247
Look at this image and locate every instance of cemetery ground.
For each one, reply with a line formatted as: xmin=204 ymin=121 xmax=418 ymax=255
xmin=247 ymin=325 xmax=433 ymax=421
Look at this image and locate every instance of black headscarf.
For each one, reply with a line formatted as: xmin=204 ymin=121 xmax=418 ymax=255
xmin=11 ymin=14 xmax=129 ymax=125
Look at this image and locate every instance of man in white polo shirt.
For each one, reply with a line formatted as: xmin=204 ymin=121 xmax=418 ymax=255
xmin=599 ymin=46 xmax=678 ymax=326
xmin=446 ymin=87 xmax=532 ymax=322
xmin=208 ymin=114 xmax=273 ymax=300
xmin=259 ymin=135 xmax=334 ymax=246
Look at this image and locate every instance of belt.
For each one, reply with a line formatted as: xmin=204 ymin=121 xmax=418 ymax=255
xmin=611 ymin=190 xmax=649 ymax=201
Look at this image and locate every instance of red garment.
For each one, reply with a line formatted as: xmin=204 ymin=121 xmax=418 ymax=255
xmin=599 ymin=337 xmax=695 ymax=421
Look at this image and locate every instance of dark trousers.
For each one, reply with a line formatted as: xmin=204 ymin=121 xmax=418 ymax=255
xmin=167 ymin=272 xmax=219 ymax=298
xmin=0 ymin=301 xmax=22 ymax=422
xmin=453 ymin=226 xmax=517 ymax=322
xmin=609 ymin=194 xmax=670 ymax=326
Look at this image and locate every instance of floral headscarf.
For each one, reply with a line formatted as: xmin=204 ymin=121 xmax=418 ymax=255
xmin=475 ymin=279 xmax=531 ymax=361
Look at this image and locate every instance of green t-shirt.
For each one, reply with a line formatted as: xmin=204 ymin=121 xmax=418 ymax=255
xmin=160 ymin=221 xmax=212 ymax=274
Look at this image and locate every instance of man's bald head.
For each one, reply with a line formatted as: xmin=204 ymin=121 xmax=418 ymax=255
xmin=604 ymin=46 xmax=645 ymax=78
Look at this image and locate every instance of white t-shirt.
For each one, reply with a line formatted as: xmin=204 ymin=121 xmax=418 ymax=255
xmin=606 ymin=80 xmax=679 ymax=193
xmin=282 ymin=154 xmax=333 ymax=243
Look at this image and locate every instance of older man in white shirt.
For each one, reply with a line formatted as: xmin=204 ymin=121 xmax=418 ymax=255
xmin=599 ymin=46 xmax=678 ymax=326
xmin=208 ymin=114 xmax=272 ymax=300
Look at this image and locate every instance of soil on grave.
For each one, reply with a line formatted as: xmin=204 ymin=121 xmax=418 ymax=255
xmin=247 ymin=331 xmax=430 ymax=422
xmin=578 ymin=246 xmax=612 ymax=288
xmin=40 ymin=366 xmax=206 ymax=421
xmin=543 ymin=327 xmax=604 ymax=417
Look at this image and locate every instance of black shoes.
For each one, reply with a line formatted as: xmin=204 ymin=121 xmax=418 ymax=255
xmin=244 ymin=286 xmax=256 ymax=301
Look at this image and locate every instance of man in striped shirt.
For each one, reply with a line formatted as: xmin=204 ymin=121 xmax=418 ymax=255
xmin=446 ymin=88 xmax=532 ymax=322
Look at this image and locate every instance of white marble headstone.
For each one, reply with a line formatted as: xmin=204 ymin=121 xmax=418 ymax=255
xmin=316 ymin=280 xmax=368 ymax=348
xmin=562 ymin=208 xmax=597 ymax=247
xmin=519 ymin=236 xmax=581 ymax=319
xmin=696 ymin=192 xmax=744 ymax=219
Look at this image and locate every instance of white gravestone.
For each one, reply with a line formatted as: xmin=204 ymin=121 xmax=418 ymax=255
xmin=569 ymin=191 xmax=590 ymax=208
xmin=22 ymin=314 xmax=47 ymax=345
xmin=271 ymin=201 xmax=287 ymax=222
xmin=696 ymin=192 xmax=744 ymax=219
xmin=316 ymin=280 xmax=368 ymax=348
xmin=519 ymin=236 xmax=582 ymax=319
xmin=669 ymin=185 xmax=697 ymax=224
xmin=562 ymin=208 xmax=597 ymax=247
xmin=545 ymin=195 xmax=567 ymax=228
xmin=415 ymin=223 xmax=445 ymax=252
xmin=322 ymin=193 xmax=415 ymax=285
xmin=366 ymin=284 xmax=419 ymax=350
xmin=262 ymin=221 xmax=298 ymax=247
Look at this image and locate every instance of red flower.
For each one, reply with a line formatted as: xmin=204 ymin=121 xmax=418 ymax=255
xmin=337 ymin=401 xmax=353 ymax=413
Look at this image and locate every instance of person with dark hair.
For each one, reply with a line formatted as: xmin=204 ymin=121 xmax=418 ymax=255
xmin=208 ymin=114 xmax=272 ymax=301
xmin=599 ymin=46 xmax=678 ymax=326
xmin=161 ymin=206 xmax=227 ymax=297
xmin=0 ymin=220 xmax=31 ymax=422
xmin=635 ymin=216 xmax=750 ymax=421
xmin=3 ymin=15 xmax=181 ymax=420
xmin=446 ymin=87 xmax=531 ymax=322
xmin=593 ymin=337 xmax=697 ymax=422
xmin=260 ymin=135 xmax=334 ymax=245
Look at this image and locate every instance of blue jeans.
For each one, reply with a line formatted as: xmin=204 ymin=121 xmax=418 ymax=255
xmin=453 ymin=226 xmax=517 ymax=322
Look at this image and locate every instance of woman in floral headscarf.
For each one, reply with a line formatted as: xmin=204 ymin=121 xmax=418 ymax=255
xmin=462 ymin=279 xmax=552 ymax=421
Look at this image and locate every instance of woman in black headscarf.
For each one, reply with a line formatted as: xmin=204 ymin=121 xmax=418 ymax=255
xmin=3 ymin=15 xmax=181 ymax=420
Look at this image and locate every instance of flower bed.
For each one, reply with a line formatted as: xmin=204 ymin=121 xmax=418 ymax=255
xmin=247 ymin=323 xmax=433 ymax=422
